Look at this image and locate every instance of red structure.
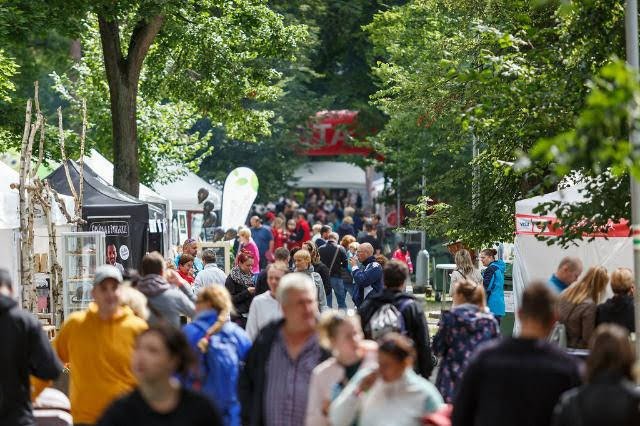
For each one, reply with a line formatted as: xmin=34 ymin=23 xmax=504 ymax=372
xmin=300 ymin=110 xmax=382 ymax=159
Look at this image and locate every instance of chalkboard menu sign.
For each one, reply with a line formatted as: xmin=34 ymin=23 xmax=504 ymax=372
xmin=198 ymin=242 xmax=231 ymax=274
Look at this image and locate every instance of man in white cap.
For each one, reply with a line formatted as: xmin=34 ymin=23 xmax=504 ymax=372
xmin=52 ymin=265 xmax=148 ymax=425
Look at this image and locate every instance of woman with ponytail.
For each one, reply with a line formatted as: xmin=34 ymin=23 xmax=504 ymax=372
xmin=432 ymin=279 xmax=500 ymax=402
xmin=181 ymin=286 xmax=251 ymax=426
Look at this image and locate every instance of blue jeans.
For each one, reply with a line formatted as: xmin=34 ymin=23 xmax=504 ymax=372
xmin=328 ymin=276 xmax=347 ymax=309
xmin=342 ymin=278 xmax=354 ymax=307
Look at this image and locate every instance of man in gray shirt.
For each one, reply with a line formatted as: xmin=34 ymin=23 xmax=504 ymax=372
xmin=194 ymin=249 xmax=227 ymax=294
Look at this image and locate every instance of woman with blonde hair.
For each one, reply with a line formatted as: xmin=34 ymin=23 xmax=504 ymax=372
xmin=293 ymin=249 xmax=329 ymax=312
xmin=558 ymin=266 xmax=609 ymax=349
xmin=449 ymin=249 xmax=482 ymax=302
xmin=303 ymin=240 xmax=332 ymax=307
xmin=596 ymin=267 xmax=635 ymax=332
xmin=237 ymin=227 xmax=260 ymax=275
xmin=306 ymin=311 xmax=377 ymax=426
xmin=182 ymin=285 xmax=251 ymax=426
xmin=433 ymin=279 xmax=499 ymax=402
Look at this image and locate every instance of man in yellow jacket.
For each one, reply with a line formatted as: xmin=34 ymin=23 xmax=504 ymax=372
xmin=54 ymin=265 xmax=147 ymax=425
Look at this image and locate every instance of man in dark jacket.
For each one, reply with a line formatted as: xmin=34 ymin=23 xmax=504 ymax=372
xmin=350 ymin=242 xmax=383 ymax=306
xmin=239 ymin=273 xmax=329 ymax=426
xmin=452 ymin=282 xmax=581 ymax=426
xmin=318 ymin=232 xmax=348 ymax=309
xmin=0 ymin=269 xmax=63 ymax=425
xmin=358 ymin=260 xmax=434 ymax=379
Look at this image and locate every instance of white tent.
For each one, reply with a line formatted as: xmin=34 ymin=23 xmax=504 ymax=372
xmin=512 ymin=185 xmax=632 ymax=333
xmin=153 ymin=168 xmax=222 ymax=211
xmin=291 ymin=161 xmax=366 ymax=190
xmin=0 ymin=161 xmax=75 ymax=300
xmin=82 ymin=150 xmax=169 ymax=207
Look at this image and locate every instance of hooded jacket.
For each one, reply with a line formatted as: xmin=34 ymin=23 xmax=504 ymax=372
xmin=137 ymin=274 xmax=195 ymax=327
xmin=358 ymin=289 xmax=434 ymax=379
xmin=482 ymin=259 xmax=506 ymax=317
xmin=0 ymin=295 xmax=62 ymax=426
xmin=432 ymin=304 xmax=500 ymax=402
xmin=182 ymin=309 xmax=252 ymax=426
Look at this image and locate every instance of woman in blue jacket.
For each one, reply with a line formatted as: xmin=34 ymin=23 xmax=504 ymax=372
xmin=480 ymin=248 xmax=506 ymax=323
xmin=182 ymin=286 xmax=251 ymax=426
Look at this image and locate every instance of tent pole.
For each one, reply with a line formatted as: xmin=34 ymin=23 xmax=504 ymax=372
xmin=624 ymin=0 xmax=640 ymax=366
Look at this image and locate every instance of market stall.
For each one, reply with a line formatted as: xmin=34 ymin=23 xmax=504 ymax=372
xmin=291 ymin=161 xmax=367 ymax=190
xmin=512 ymin=185 xmax=632 ymax=333
xmin=81 ymin=149 xmax=170 ymax=255
xmin=47 ymin=160 xmax=161 ymax=270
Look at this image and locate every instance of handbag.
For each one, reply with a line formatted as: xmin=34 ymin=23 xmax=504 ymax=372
xmin=548 ymin=303 xmax=579 ymax=348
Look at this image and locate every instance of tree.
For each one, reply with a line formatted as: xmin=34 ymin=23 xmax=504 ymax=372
xmin=365 ymin=0 xmax=627 ymax=247
xmin=2 ymin=1 xmax=305 ymax=196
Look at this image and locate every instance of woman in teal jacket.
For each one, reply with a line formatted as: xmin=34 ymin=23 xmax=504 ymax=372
xmin=480 ymin=248 xmax=506 ymax=323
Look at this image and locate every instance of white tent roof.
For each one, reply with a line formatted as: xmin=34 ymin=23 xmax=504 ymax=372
xmin=291 ymin=161 xmax=366 ymax=190
xmin=82 ymin=150 xmax=168 ymax=206
xmin=0 ymin=161 xmax=74 ymax=229
xmin=153 ymin=168 xmax=221 ymax=212
xmin=515 ymin=184 xmax=586 ymax=216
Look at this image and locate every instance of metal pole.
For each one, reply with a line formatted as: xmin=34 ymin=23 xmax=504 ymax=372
xmin=624 ymin=0 xmax=640 ymax=364
xmin=421 ymin=159 xmax=426 ymax=251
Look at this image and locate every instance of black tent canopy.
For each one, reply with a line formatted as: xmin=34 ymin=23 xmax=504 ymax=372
xmin=47 ymin=160 xmax=162 ymax=270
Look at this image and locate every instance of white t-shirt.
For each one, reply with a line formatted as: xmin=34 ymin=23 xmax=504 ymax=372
xmin=245 ymin=291 xmax=282 ymax=341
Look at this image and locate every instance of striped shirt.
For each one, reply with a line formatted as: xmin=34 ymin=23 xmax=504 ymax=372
xmin=264 ymin=330 xmax=322 ymax=426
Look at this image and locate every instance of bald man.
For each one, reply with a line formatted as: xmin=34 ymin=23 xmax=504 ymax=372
xmin=350 ymin=242 xmax=383 ymax=307
xmin=549 ymin=257 xmax=583 ymax=293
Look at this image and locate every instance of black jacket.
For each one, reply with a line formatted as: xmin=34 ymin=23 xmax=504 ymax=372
xmin=452 ymin=338 xmax=581 ymax=426
xmin=313 ymin=262 xmax=331 ymax=295
xmin=0 ymin=295 xmax=63 ymax=426
xmin=318 ymin=241 xmax=348 ymax=277
xmin=552 ymin=373 xmax=640 ymax=426
xmin=358 ymin=288 xmax=434 ymax=379
xmin=225 ymin=273 xmax=254 ymax=316
xmin=595 ymin=294 xmax=635 ymax=332
xmin=254 ymin=269 xmax=269 ymax=296
xmin=238 ymin=319 xmax=330 ymax=426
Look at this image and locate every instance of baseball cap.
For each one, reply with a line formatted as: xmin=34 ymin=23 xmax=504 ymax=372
xmin=94 ymin=265 xmax=123 ymax=286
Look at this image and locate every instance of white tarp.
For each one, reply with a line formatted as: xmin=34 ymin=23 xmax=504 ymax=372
xmin=291 ymin=161 xmax=366 ymax=190
xmin=82 ymin=149 xmax=169 ymax=206
xmin=154 ymin=168 xmax=222 ymax=212
xmin=512 ymin=185 xmax=631 ymax=333
xmin=0 ymin=161 xmax=75 ymax=229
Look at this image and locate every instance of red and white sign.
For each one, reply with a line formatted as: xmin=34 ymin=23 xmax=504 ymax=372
xmin=515 ymin=214 xmax=630 ymax=238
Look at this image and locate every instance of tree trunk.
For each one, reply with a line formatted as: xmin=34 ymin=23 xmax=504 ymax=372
xmin=109 ymin=77 xmax=140 ymax=197
xmin=98 ymin=14 xmax=164 ymax=198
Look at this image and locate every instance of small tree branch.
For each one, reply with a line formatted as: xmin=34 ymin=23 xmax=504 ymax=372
xmin=77 ymin=99 xmax=86 ymax=218
xmin=126 ymin=14 xmax=165 ymax=82
xmin=32 ymin=117 xmax=45 ymax=179
xmin=58 ymin=107 xmax=78 ymax=201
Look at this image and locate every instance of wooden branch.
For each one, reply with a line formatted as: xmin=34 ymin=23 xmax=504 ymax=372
xmin=32 ymin=117 xmax=45 ymax=179
xmin=34 ymin=81 xmax=40 ymax=116
xmin=46 ymin=181 xmax=86 ymax=225
xmin=126 ymin=14 xmax=165 ymax=82
xmin=57 ymin=107 xmax=78 ymax=201
xmin=19 ymin=99 xmax=33 ymax=167
xmin=77 ymin=99 xmax=86 ymax=218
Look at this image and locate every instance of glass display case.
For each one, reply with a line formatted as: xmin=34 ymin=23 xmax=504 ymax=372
xmin=62 ymin=231 xmax=106 ymax=319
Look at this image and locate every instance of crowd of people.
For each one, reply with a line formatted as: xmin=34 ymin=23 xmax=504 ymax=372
xmin=3 ymin=205 xmax=640 ymax=425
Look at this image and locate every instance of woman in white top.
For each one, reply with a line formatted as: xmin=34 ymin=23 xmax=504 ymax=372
xmin=329 ymin=333 xmax=444 ymax=426
xmin=305 ymin=311 xmax=377 ymax=426
xmin=449 ymin=249 xmax=482 ymax=302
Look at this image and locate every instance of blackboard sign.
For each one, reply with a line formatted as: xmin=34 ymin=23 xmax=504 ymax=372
xmin=198 ymin=242 xmax=231 ymax=274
